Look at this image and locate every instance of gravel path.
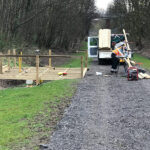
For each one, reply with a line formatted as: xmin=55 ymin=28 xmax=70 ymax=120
xmin=44 ymin=60 xmax=150 ymax=150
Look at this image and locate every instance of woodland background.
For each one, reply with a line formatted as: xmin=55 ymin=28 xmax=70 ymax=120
xmin=0 ymin=0 xmax=95 ymax=51
xmin=0 ymin=0 xmax=150 ymax=51
xmin=107 ymin=0 xmax=150 ymax=50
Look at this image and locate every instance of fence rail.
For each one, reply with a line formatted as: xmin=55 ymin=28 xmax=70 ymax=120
xmin=0 ymin=50 xmax=88 ymax=85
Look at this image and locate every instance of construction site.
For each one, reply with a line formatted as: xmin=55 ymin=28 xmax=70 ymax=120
xmin=0 ymin=29 xmax=149 ymax=86
xmin=1 ymin=0 xmax=150 ymax=150
xmin=0 ymin=28 xmax=150 ymax=150
xmin=88 ymin=29 xmax=150 ymax=80
xmin=41 ymin=29 xmax=150 ymax=150
xmin=0 ymin=51 xmax=88 ymax=86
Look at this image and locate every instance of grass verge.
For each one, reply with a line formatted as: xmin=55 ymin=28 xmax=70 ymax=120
xmin=80 ymin=41 xmax=88 ymax=51
xmin=62 ymin=52 xmax=92 ymax=68
xmin=0 ymin=80 xmax=78 ymax=150
xmin=133 ymin=53 xmax=150 ymax=71
xmin=0 ymin=50 xmax=91 ymax=150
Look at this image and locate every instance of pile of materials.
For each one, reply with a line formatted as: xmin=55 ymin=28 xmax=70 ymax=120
xmin=123 ymin=29 xmax=150 ymax=80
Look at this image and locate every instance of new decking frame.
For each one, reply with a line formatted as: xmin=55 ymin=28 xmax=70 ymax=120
xmin=0 ymin=50 xmax=88 ymax=85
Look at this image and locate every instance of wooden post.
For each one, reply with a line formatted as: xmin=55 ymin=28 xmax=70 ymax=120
xmin=0 ymin=52 xmax=2 ymax=74
xmin=123 ymin=29 xmax=131 ymax=51
xmin=13 ymin=49 xmax=16 ymax=67
xmin=19 ymin=51 xmax=22 ymax=73
xmin=81 ymin=56 xmax=83 ymax=78
xmin=85 ymin=50 xmax=88 ymax=68
xmin=49 ymin=49 xmax=52 ymax=68
xmin=8 ymin=50 xmax=10 ymax=71
xmin=36 ymin=55 xmax=39 ymax=85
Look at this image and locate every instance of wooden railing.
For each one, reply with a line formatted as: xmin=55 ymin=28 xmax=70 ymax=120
xmin=0 ymin=50 xmax=88 ymax=85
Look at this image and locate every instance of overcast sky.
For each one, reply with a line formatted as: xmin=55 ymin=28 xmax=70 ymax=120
xmin=95 ymin=0 xmax=113 ymax=10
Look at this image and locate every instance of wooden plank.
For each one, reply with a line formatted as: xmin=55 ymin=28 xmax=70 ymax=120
xmin=85 ymin=50 xmax=88 ymax=68
xmin=0 ymin=66 xmax=87 ymax=81
xmin=36 ymin=55 xmax=40 ymax=85
xmin=0 ymin=74 xmax=82 ymax=80
xmin=139 ymin=73 xmax=150 ymax=79
xmin=8 ymin=50 xmax=11 ymax=71
xmin=39 ymin=68 xmax=50 ymax=78
xmin=83 ymin=68 xmax=87 ymax=77
xmin=16 ymin=68 xmax=33 ymax=77
xmin=19 ymin=52 xmax=22 ymax=73
xmin=0 ymin=54 xmax=74 ymax=58
xmin=64 ymin=68 xmax=70 ymax=73
xmin=99 ymin=29 xmax=111 ymax=49
xmin=0 ymin=76 xmax=35 ymax=80
xmin=0 ymin=52 xmax=2 ymax=74
xmin=41 ymin=74 xmax=81 ymax=77
xmin=2 ymin=65 xmax=8 ymax=72
xmin=138 ymin=73 xmax=144 ymax=79
xmin=52 ymin=67 xmax=81 ymax=70
xmin=123 ymin=29 xmax=131 ymax=51
xmin=49 ymin=50 xmax=52 ymax=67
xmin=81 ymin=56 xmax=83 ymax=78
xmin=124 ymin=58 xmax=132 ymax=67
xmin=41 ymin=75 xmax=81 ymax=80
xmin=13 ymin=49 xmax=16 ymax=67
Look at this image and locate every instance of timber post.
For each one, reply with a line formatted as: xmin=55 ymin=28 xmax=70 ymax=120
xmin=49 ymin=49 xmax=52 ymax=68
xmin=81 ymin=56 xmax=83 ymax=78
xmin=36 ymin=55 xmax=39 ymax=85
xmin=19 ymin=51 xmax=22 ymax=73
xmin=13 ymin=49 xmax=16 ymax=67
xmin=85 ymin=50 xmax=88 ymax=68
xmin=8 ymin=50 xmax=11 ymax=71
xmin=0 ymin=52 xmax=2 ymax=74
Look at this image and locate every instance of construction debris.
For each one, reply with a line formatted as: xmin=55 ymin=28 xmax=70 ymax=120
xmin=123 ymin=29 xmax=150 ymax=80
xmin=96 ymin=72 xmax=102 ymax=76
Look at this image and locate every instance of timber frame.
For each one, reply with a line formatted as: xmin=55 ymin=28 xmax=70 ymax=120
xmin=0 ymin=50 xmax=88 ymax=85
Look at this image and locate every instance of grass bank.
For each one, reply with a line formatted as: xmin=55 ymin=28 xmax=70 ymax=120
xmin=62 ymin=52 xmax=92 ymax=68
xmin=133 ymin=53 xmax=150 ymax=71
xmin=0 ymin=51 xmax=91 ymax=150
xmin=0 ymin=80 xmax=78 ymax=150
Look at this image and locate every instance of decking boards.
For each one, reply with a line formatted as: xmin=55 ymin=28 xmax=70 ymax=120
xmin=0 ymin=67 xmax=87 ymax=80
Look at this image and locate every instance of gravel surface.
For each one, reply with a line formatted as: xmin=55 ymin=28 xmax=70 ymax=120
xmin=44 ymin=60 xmax=150 ymax=150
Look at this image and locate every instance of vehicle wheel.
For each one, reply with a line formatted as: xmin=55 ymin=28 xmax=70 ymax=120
xmin=98 ymin=58 xmax=101 ymax=65
xmin=98 ymin=53 xmax=103 ymax=65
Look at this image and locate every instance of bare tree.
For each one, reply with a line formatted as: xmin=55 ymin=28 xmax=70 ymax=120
xmin=0 ymin=0 xmax=96 ymax=51
xmin=107 ymin=0 xmax=150 ymax=50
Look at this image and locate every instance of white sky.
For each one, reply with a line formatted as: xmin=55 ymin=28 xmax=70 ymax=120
xmin=95 ymin=0 xmax=113 ymax=11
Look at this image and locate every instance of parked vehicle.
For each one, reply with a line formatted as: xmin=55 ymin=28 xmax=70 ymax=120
xmin=88 ymin=29 xmax=132 ymax=64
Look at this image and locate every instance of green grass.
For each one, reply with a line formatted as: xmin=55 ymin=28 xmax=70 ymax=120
xmin=0 ymin=80 xmax=77 ymax=149
xmin=62 ymin=52 xmax=92 ymax=68
xmin=80 ymin=41 xmax=88 ymax=50
xmin=133 ymin=53 xmax=150 ymax=71
xmin=3 ymin=58 xmax=29 ymax=67
xmin=0 ymin=47 xmax=92 ymax=149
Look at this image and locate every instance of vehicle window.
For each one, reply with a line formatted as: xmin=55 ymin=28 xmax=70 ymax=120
xmin=111 ymin=35 xmax=125 ymax=49
xmin=90 ymin=38 xmax=98 ymax=46
xmin=90 ymin=47 xmax=98 ymax=55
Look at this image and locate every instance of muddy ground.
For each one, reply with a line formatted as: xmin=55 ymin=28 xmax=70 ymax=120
xmin=0 ymin=80 xmax=26 ymax=89
xmin=43 ymin=60 xmax=150 ymax=150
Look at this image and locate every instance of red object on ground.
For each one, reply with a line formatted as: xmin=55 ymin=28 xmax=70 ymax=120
xmin=127 ymin=67 xmax=138 ymax=81
xmin=63 ymin=73 xmax=67 ymax=75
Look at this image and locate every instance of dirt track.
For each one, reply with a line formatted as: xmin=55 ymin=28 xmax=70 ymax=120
xmin=44 ymin=60 xmax=150 ymax=150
